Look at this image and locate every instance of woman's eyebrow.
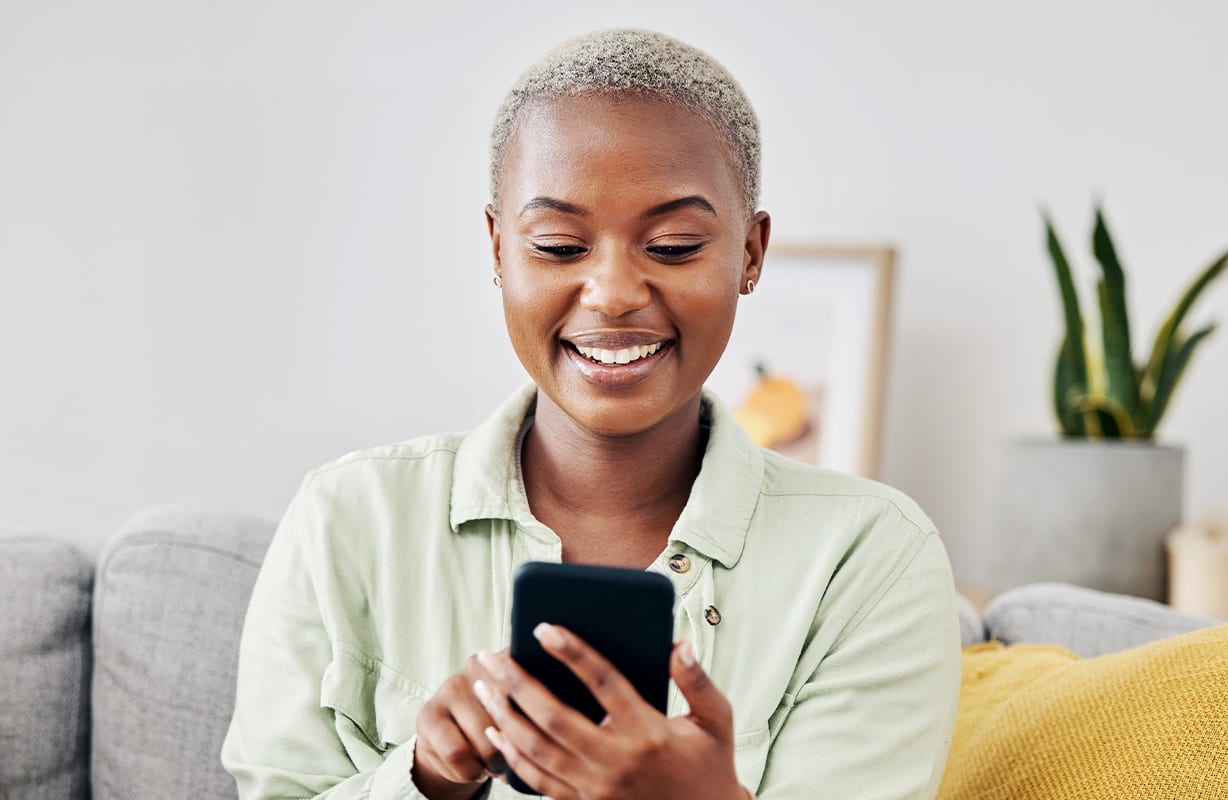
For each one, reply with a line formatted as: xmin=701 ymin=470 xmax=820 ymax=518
xmin=642 ymin=195 xmax=718 ymax=219
xmin=519 ymin=197 xmax=589 ymax=217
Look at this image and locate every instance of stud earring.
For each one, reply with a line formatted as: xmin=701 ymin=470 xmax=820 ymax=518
xmin=745 ymin=278 xmax=755 ymax=294
xmin=493 ymin=275 xmax=502 ymax=289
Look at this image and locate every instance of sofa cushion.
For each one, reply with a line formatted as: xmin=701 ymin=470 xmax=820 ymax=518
xmin=91 ymin=507 xmax=275 ymax=800
xmin=983 ymin=581 xmax=1220 ymax=658
xmin=0 ymin=534 xmax=91 ymax=800
xmin=938 ymin=624 xmax=1228 ymax=799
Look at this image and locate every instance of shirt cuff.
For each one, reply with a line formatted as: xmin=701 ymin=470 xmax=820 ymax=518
xmin=369 ymin=735 xmax=494 ymax=800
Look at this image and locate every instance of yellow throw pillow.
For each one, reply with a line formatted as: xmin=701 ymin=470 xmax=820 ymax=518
xmin=939 ymin=624 xmax=1228 ymax=799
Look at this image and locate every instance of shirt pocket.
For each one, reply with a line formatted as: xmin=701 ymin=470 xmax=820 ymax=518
xmin=733 ymin=725 xmax=771 ymax=793
xmin=320 ymin=649 xmax=431 ymax=762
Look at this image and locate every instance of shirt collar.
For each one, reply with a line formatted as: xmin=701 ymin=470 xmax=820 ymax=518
xmin=449 ymin=383 xmax=538 ymax=530
xmin=450 ymin=383 xmax=763 ymax=569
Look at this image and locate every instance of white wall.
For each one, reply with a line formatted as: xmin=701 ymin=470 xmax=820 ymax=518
xmin=3 ymin=1 xmax=1226 ymax=584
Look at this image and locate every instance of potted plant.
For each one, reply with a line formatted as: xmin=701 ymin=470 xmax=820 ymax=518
xmin=989 ymin=202 xmax=1227 ymax=600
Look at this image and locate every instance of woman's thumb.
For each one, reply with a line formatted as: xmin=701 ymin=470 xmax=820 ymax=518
xmin=670 ymin=641 xmax=732 ymax=732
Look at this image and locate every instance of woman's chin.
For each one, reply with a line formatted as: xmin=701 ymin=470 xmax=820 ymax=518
xmin=542 ymin=384 xmax=701 ymax=441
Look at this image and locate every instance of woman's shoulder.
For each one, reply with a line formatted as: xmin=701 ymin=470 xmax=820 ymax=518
xmin=298 ymin=430 xmax=470 ymax=492
xmin=757 ymin=448 xmax=936 ymax=537
xmin=302 ymin=386 xmax=536 ymax=489
xmin=273 ymin=430 xmax=479 ymax=567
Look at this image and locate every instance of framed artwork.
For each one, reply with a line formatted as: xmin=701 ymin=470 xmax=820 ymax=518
xmin=707 ymin=245 xmax=895 ymax=478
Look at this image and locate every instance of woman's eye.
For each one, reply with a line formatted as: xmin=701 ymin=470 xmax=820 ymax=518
xmin=647 ymin=244 xmax=703 ymax=259
xmin=532 ymin=244 xmax=586 ymax=258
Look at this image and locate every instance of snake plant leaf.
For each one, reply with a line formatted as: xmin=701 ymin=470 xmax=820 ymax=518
xmin=1143 ymin=323 xmax=1217 ymax=435
xmin=1043 ymin=211 xmax=1088 ymax=429
xmin=1092 ymin=207 xmax=1138 ymax=420
xmin=1073 ymin=393 xmax=1138 ymax=439
xmin=1079 ymin=404 xmax=1104 ymax=438
xmin=1140 ymin=248 xmax=1228 ymax=403
xmin=1054 ymin=336 xmax=1087 ymax=436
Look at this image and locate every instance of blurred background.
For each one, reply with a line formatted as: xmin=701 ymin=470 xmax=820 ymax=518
xmin=2 ymin=0 xmax=1225 ymax=590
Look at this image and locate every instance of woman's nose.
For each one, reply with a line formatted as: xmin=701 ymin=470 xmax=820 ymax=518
xmin=579 ymin=254 xmax=652 ymax=317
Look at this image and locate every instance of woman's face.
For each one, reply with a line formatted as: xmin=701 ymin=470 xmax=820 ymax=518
xmin=487 ymin=93 xmax=769 ymax=438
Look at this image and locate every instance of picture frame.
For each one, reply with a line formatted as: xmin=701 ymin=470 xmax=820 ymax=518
xmin=707 ymin=244 xmax=895 ymax=478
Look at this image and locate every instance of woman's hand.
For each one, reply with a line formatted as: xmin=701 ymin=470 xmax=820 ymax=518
xmin=473 ymin=625 xmax=752 ymax=800
xmin=411 ymin=650 xmax=510 ymax=800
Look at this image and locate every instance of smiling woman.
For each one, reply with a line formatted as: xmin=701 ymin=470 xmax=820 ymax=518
xmin=221 ymin=28 xmax=962 ymax=800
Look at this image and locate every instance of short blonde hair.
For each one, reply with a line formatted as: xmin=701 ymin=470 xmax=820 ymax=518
xmin=489 ymin=28 xmax=762 ymax=215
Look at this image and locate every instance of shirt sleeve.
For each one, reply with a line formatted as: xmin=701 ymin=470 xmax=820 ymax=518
xmin=220 ymin=478 xmax=473 ymax=800
xmin=755 ymin=532 xmax=962 ymax=800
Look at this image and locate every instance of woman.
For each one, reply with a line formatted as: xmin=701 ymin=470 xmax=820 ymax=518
xmin=222 ymin=28 xmax=961 ymax=800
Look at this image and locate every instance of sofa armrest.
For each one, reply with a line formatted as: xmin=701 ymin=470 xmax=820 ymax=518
xmin=956 ymin=592 xmax=985 ymax=648
xmin=0 ymin=533 xmax=91 ymax=800
xmin=984 ymin=582 xmax=1222 ymax=658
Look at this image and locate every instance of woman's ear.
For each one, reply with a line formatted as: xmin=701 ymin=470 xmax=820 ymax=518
xmin=741 ymin=210 xmax=771 ymax=293
xmin=485 ymin=203 xmax=503 ymax=279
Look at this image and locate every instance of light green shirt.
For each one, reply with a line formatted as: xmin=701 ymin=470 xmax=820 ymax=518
xmin=222 ymin=384 xmax=961 ymax=799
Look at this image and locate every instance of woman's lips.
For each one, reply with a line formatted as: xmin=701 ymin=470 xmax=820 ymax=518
xmin=562 ymin=339 xmax=673 ymax=388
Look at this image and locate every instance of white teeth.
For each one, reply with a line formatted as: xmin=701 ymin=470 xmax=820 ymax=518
xmin=574 ymin=342 xmax=664 ymax=365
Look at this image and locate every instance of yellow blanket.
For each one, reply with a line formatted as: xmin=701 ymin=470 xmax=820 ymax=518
xmin=939 ymin=624 xmax=1228 ymax=799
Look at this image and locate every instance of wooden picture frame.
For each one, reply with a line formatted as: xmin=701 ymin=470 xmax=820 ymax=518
xmin=707 ymin=244 xmax=895 ymax=478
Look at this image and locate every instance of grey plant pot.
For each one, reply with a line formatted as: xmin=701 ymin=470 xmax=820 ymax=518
xmin=989 ymin=439 xmax=1184 ymax=601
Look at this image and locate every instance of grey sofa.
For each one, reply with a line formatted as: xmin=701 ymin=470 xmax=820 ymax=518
xmin=1 ymin=508 xmax=1221 ymax=800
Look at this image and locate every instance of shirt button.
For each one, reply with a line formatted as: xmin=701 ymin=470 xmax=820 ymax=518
xmin=704 ymin=605 xmax=722 ymax=625
xmin=668 ymin=553 xmax=691 ymax=574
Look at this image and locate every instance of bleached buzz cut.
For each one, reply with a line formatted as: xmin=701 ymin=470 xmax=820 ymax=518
xmin=489 ymin=28 xmax=762 ymax=216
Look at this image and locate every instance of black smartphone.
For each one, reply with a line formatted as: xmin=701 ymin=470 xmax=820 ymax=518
xmin=506 ymin=561 xmax=676 ymax=794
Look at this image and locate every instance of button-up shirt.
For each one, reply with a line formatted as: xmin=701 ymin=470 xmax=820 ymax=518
xmin=222 ymin=384 xmax=961 ymax=798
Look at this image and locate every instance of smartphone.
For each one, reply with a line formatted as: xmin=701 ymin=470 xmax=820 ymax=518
xmin=506 ymin=561 xmax=676 ymax=794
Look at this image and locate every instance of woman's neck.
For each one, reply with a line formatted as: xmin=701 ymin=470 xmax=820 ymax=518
xmin=521 ymin=391 xmax=707 ymax=566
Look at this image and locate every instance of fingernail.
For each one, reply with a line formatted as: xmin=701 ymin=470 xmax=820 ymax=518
xmin=473 ymin=679 xmax=493 ymax=707
xmin=476 ymin=649 xmax=497 ymax=671
xmin=679 ymin=640 xmax=697 ymax=667
xmin=485 ymin=726 xmax=506 ymax=750
xmin=534 ymin=622 xmax=564 ymax=648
